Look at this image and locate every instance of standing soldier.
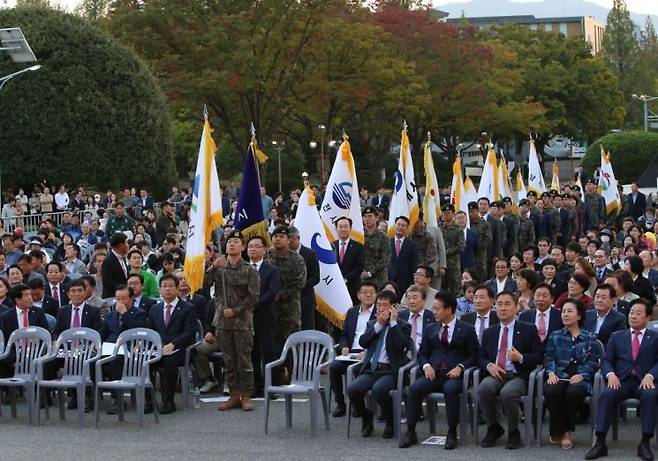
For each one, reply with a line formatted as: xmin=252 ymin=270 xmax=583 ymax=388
xmin=490 ymin=201 xmax=507 ymax=258
xmin=541 ymin=191 xmax=561 ymax=244
xmin=517 ymin=199 xmax=536 ymax=254
xmin=410 ymin=210 xmax=438 ymax=275
xmin=267 ymin=225 xmax=306 ymax=383
xmin=469 ymin=201 xmax=491 ymax=282
xmin=360 ymin=206 xmax=390 ymax=290
xmin=560 ymin=194 xmax=577 ymax=244
xmin=501 ymin=197 xmax=519 ymax=257
xmin=584 ymin=180 xmax=605 ymax=230
xmin=440 ymin=204 xmax=465 ymax=295
xmin=206 ymin=230 xmax=260 ymax=411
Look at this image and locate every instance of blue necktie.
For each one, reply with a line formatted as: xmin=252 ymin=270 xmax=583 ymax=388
xmin=370 ymin=325 xmax=388 ymax=370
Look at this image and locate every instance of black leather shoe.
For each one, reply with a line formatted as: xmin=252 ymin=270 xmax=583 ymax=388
xmin=445 ymin=431 xmax=458 ymax=450
xmin=333 ymin=404 xmax=346 ymax=417
xmin=361 ymin=411 xmax=374 ymax=437
xmin=399 ymin=429 xmax=418 ymax=448
xmin=505 ymin=429 xmax=522 ymax=449
xmin=382 ymin=425 xmax=394 ymax=439
xmin=638 ymin=441 xmax=654 ymax=461
xmin=159 ymin=401 xmax=176 ymax=415
xmin=481 ymin=423 xmax=505 ymax=448
xmin=352 ymin=406 xmax=362 ymax=418
xmin=585 ymin=442 xmax=608 ymax=460
xmin=144 ymin=404 xmax=154 ymax=414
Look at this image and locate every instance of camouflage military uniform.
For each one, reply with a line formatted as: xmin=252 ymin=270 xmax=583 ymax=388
xmin=502 ymin=212 xmax=519 ymax=257
xmin=206 ymin=258 xmax=260 ymax=393
xmin=471 ymin=217 xmax=492 ymax=282
xmin=560 ymin=207 xmax=577 ymax=244
xmin=440 ymin=221 xmax=465 ymax=296
xmin=584 ymin=192 xmax=606 ymax=229
xmin=363 ymin=229 xmax=391 ymax=289
xmin=497 ymin=217 xmax=507 ymax=257
xmin=518 ymin=214 xmax=536 ymax=253
xmin=411 ymin=228 xmax=438 ymax=271
xmin=543 ymin=205 xmax=561 ymax=244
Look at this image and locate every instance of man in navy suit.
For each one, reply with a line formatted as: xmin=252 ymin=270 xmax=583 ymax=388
xmin=44 ymin=261 xmax=69 ymax=309
xmin=147 ymin=274 xmax=197 ymax=414
xmin=456 ymin=211 xmax=478 ymax=272
xmin=398 ymin=285 xmax=435 ymax=351
xmin=332 ymin=217 xmax=365 ymax=304
xmin=583 ymin=284 xmax=627 ymax=346
xmin=370 ymin=186 xmax=390 ymax=211
xmin=602 ymin=274 xmax=631 ymax=318
xmin=53 ymin=279 xmax=102 ymax=337
xmin=519 ymin=283 xmax=563 ymax=343
xmin=461 ymin=285 xmax=500 ymax=344
xmin=587 ymin=298 xmax=658 ymax=461
xmin=347 ymin=290 xmax=412 ymax=438
xmin=127 ymin=273 xmax=157 ymax=315
xmin=484 ymin=257 xmax=518 ymax=295
xmin=329 ymin=281 xmax=377 ymax=417
xmin=593 ymin=249 xmax=613 ymax=283
xmin=388 ymin=216 xmax=418 ymax=295
xmin=400 ymin=292 xmax=478 ymax=449
xmin=175 ymin=271 xmax=208 ymax=324
xmin=478 ymin=291 xmax=544 ymax=449
xmin=101 ymin=233 xmax=129 ymax=299
xmin=27 ymin=277 xmax=59 ymax=317
xmin=628 ymin=181 xmax=647 ymax=221
xmin=640 ymin=250 xmax=658 ymax=288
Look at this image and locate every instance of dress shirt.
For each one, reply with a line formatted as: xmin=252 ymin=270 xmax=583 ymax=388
xmin=162 ymin=298 xmax=180 ymax=324
xmin=351 ymin=305 xmax=373 ymax=351
xmin=408 ymin=310 xmax=425 ymax=349
xmin=133 ymin=295 xmax=142 ymax=309
xmin=112 ymin=250 xmax=128 ymax=277
xmin=16 ymin=308 xmax=29 ymax=328
xmin=70 ymin=302 xmax=86 ymax=327
xmin=373 ymin=321 xmax=397 ymax=364
xmin=475 ymin=311 xmax=491 ymax=342
xmin=496 ymin=319 xmax=516 ymax=372
xmin=595 ymin=309 xmax=610 ymax=334
xmin=394 ymin=236 xmax=405 ymax=247
xmin=496 ymin=277 xmax=508 ymax=294
xmin=440 ymin=317 xmax=457 ymax=344
xmin=250 ymin=259 xmax=263 ymax=271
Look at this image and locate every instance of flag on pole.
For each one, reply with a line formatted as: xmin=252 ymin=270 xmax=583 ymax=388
xmin=183 ymin=112 xmax=224 ymax=293
xmin=296 ymin=186 xmax=352 ymax=328
xmin=527 ymin=139 xmax=547 ymax=195
xmin=464 ymin=176 xmax=479 ymax=205
xmin=387 ymin=123 xmax=419 ymax=236
xmin=575 ymin=171 xmax=584 ymax=200
xmin=234 ymin=129 xmax=270 ymax=244
xmin=551 ymin=159 xmax=560 ymax=191
xmin=599 ymin=148 xmax=621 ymax=215
xmin=478 ymin=147 xmax=498 ymax=201
xmin=319 ymin=135 xmax=364 ymax=244
xmin=516 ymin=170 xmax=527 ymax=203
xmin=451 ymin=154 xmax=469 ymax=214
xmin=423 ymin=138 xmax=442 ymax=226
xmin=498 ymin=154 xmax=514 ymax=200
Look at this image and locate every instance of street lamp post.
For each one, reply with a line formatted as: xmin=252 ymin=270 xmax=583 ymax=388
xmin=0 ymin=64 xmax=41 ymax=91
xmin=632 ymin=94 xmax=658 ymax=132
xmin=271 ymin=140 xmax=285 ymax=193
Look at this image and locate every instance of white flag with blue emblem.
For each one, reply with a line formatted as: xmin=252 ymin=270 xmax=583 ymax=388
xmin=297 ymin=186 xmax=352 ymax=328
xmin=320 ymin=137 xmax=364 ymax=244
xmin=387 ymin=125 xmax=419 ymax=236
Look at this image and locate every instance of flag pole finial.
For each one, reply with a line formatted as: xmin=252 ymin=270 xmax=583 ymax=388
xmin=403 ymin=119 xmax=408 ymax=130
xmin=250 ymin=122 xmax=256 ymax=139
xmin=342 ymin=128 xmax=348 ymax=141
xmin=203 ymin=105 xmax=209 ymax=119
xmin=301 ymin=171 xmax=309 ymax=188
xmin=426 ymin=131 xmax=431 ymax=143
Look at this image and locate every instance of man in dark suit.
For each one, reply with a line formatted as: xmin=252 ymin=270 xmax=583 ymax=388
xmin=593 ymin=249 xmax=613 ymax=283
xmin=484 ymin=257 xmax=518 ymax=295
xmin=288 ymin=227 xmax=320 ymax=331
xmin=347 ymin=290 xmax=412 ymax=438
xmin=478 ymin=291 xmax=544 ymax=449
xmin=456 ymin=211 xmax=478 ymax=272
xmin=329 ymin=281 xmax=377 ymax=417
xmin=583 ymin=284 xmax=627 ymax=346
xmin=587 ymin=298 xmax=658 ymax=461
xmin=627 ymin=255 xmax=657 ymax=306
xmin=53 ymin=279 xmax=102 ymax=337
xmin=332 ymin=217 xmax=365 ymax=304
xmin=400 ymin=292 xmax=479 ymax=449
xmin=640 ymin=250 xmax=658 ymax=288
xmin=519 ymin=283 xmax=563 ymax=343
xmin=602 ymin=274 xmax=631 ymax=318
xmin=44 ymin=261 xmax=69 ymax=309
xmin=101 ymin=233 xmax=129 ymax=299
xmin=461 ymin=285 xmax=500 ymax=344
xmin=147 ymin=273 xmax=197 ymax=414
xmin=398 ymin=285 xmax=435 ymax=351
xmin=175 ymin=271 xmax=208 ymax=323
xmin=628 ymin=181 xmax=647 ymax=221
xmin=27 ymin=277 xmax=59 ymax=317
xmin=370 ymin=186 xmax=389 ymax=211
xmin=127 ymin=273 xmax=157 ymax=315
xmin=388 ymin=216 xmax=418 ymax=295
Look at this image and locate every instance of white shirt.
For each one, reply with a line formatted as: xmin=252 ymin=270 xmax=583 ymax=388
xmin=70 ymin=302 xmax=86 ymax=327
xmin=250 ymin=259 xmax=263 ymax=271
xmin=595 ymin=309 xmax=610 ymax=334
xmin=495 ymin=277 xmax=508 ymax=294
xmin=351 ymin=305 xmax=373 ymax=351
xmin=407 ymin=310 xmax=425 ymax=349
xmin=16 ymin=307 xmax=29 ymax=328
xmin=133 ymin=295 xmax=142 ymax=308
xmin=496 ymin=319 xmax=516 ymax=372
xmin=54 ymin=192 xmax=69 ymax=209
xmin=632 ymin=327 xmax=647 ymax=346
xmin=162 ymin=298 xmax=179 ymax=324
xmin=438 ymin=317 xmax=457 ymax=344
xmin=394 ymin=237 xmax=405 ymax=248
xmin=474 ymin=311 xmax=491 ymax=342
xmin=112 ymin=250 xmax=128 ymax=277
xmin=373 ymin=321 xmax=396 ymax=364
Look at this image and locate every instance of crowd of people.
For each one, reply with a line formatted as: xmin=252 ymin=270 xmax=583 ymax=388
xmin=0 ymin=178 xmax=656 ymax=460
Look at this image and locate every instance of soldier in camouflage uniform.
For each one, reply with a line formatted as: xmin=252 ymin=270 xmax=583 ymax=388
xmin=540 ymin=191 xmax=562 ymax=244
xmin=517 ymin=199 xmax=536 ymax=253
xmin=361 ymin=206 xmax=390 ymax=290
xmin=501 ymin=197 xmax=519 ymax=257
xmin=267 ymin=225 xmax=306 ymax=383
xmin=584 ymin=180 xmax=606 ymax=230
xmin=205 ymin=230 xmax=260 ymax=411
xmin=468 ymin=201 xmax=492 ymax=282
xmin=410 ymin=210 xmax=438 ymax=272
xmin=490 ymin=201 xmax=507 ymax=258
xmin=559 ymin=193 xmax=577 ymax=244
xmin=440 ymin=203 xmax=465 ymax=295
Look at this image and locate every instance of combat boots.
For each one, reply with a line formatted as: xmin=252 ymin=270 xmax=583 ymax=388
xmin=218 ymin=392 xmax=241 ymax=411
xmin=240 ymin=392 xmax=254 ymax=411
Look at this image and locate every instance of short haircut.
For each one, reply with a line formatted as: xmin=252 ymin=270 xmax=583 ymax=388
xmin=474 ymin=284 xmax=495 ymax=299
xmin=416 ymin=265 xmax=434 ymax=279
xmin=46 ymin=261 xmax=63 ymax=273
xmin=164 ymin=236 xmax=177 ymax=245
xmin=533 ymin=282 xmax=554 ymax=299
xmin=629 ymin=297 xmax=653 ymax=317
xmin=27 ymin=278 xmax=44 ymax=290
xmin=570 ymin=272 xmax=590 ymax=292
xmin=29 ymin=250 xmax=45 ymax=261
xmin=541 ymin=258 xmax=557 ymax=269
xmin=127 ymin=249 xmax=143 ymax=260
xmin=127 ymin=273 xmax=144 ymax=284
xmin=493 ymin=256 xmax=509 ymax=268
xmin=81 ymin=275 xmax=96 ymax=288
xmin=376 ymin=289 xmax=397 ymax=304
xmin=626 ymin=255 xmax=643 ymax=275
xmin=394 ymin=216 xmax=410 ymax=225
xmin=463 ymin=281 xmax=478 ymax=292
xmin=524 ymin=244 xmax=539 ymax=259
xmin=406 ymin=284 xmax=427 ymax=300
xmin=115 ymin=284 xmax=135 ymax=298
xmin=537 ymin=237 xmax=551 ymax=246
xmin=434 ymin=291 xmax=457 ymax=313
xmin=335 ymin=216 xmax=353 ymax=227
xmin=67 ymin=279 xmax=86 ymax=291
xmin=587 ymin=239 xmax=602 ymax=250
xmin=477 ymin=197 xmax=490 ymax=204
xmin=247 ymin=235 xmax=268 ymax=247
xmin=565 ymin=242 xmax=581 ymax=253
xmin=561 ymin=297 xmax=587 ymax=328
xmin=17 ymin=253 xmax=32 ymax=264
xmin=159 ymin=273 xmax=179 ymax=287
xmin=110 ymin=233 xmax=128 ymax=248
xmin=595 ymin=283 xmax=617 ymax=299
xmin=357 ymin=281 xmax=378 ymax=292
xmin=495 ymin=290 xmax=517 ymax=303
xmin=9 ymin=283 xmax=30 ymax=302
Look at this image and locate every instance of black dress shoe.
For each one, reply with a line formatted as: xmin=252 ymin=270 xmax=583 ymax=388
xmin=444 ymin=431 xmax=458 ymax=450
xmin=399 ymin=429 xmax=418 ymax=448
xmin=333 ymin=404 xmax=346 ymax=417
xmin=638 ymin=441 xmax=654 ymax=461
xmin=481 ymin=423 xmax=505 ymax=448
xmin=252 ymin=389 xmax=264 ymax=398
xmin=585 ymin=442 xmax=608 ymax=460
xmin=382 ymin=425 xmax=394 ymax=439
xmin=144 ymin=404 xmax=154 ymax=414
xmin=505 ymin=429 xmax=522 ymax=449
xmin=159 ymin=401 xmax=176 ymax=415
xmin=352 ymin=406 xmax=362 ymax=418
xmin=361 ymin=411 xmax=374 ymax=437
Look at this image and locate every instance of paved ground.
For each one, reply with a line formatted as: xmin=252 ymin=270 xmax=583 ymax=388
xmin=0 ymin=385 xmax=644 ymax=461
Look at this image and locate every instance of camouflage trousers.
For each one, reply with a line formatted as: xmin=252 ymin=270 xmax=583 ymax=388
xmin=445 ymin=259 xmax=462 ymax=297
xmin=218 ymin=329 xmax=254 ymax=392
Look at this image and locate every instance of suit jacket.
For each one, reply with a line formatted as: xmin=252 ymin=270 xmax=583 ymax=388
xmin=628 ymin=191 xmax=647 ymax=220
xmin=484 ymin=277 xmax=518 ymax=295
xmin=519 ymin=308 xmax=563 ymax=343
xmin=180 ymin=294 xmax=208 ymax=328
xmin=594 ymin=266 xmax=613 ymax=284
xmin=487 ymin=215 xmax=502 ymax=257
xmin=41 ymin=296 xmax=61 ymax=317
xmin=398 ymin=309 xmax=435 ymax=326
xmin=359 ymin=319 xmax=412 ymax=376
xmin=53 ymin=303 xmax=102 ymax=336
xmin=101 ymin=306 xmax=147 ymax=342
xmin=602 ymin=328 xmax=658 ymax=381
xmin=478 ymin=320 xmax=544 ymax=381
xmin=388 ymin=238 xmax=418 ymax=295
xmin=542 ymin=277 xmax=567 ymax=298
xmin=332 ymin=239 xmax=364 ymax=300
xmin=460 ymin=228 xmax=478 ymax=272
xmin=147 ymin=299 xmax=197 ymax=349
xmin=614 ymin=299 xmax=631 ymax=319
xmin=418 ymin=320 xmax=479 ymax=372
xmin=632 ymin=275 xmax=656 ymax=306
xmin=646 ymin=269 xmax=658 ymax=288
xmin=101 ymin=252 xmax=128 ymax=298
xmin=44 ymin=283 xmax=69 ymax=307
xmin=370 ymin=194 xmax=389 ymax=210
xmin=253 ymin=261 xmax=281 ymax=331
xmin=338 ymin=305 xmax=376 ymax=350
xmin=135 ymin=296 xmax=157 ymax=316
xmin=461 ymin=310 xmax=500 ymax=327
xmin=0 ymin=307 xmax=49 ymax=343
xmin=299 ymin=245 xmax=320 ymax=312
xmin=583 ymin=309 xmax=627 ymax=346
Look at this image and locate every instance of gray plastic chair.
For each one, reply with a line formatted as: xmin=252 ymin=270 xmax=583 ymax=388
xmin=0 ymin=327 xmax=51 ymax=424
xmin=35 ymin=327 xmax=102 ymax=427
xmin=94 ymin=328 xmax=162 ymax=428
xmin=264 ymin=330 xmax=334 ymax=436
xmin=177 ymin=320 xmax=203 ymax=407
xmin=44 ymin=314 xmax=56 ymax=334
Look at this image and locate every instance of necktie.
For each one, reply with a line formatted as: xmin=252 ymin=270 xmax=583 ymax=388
xmin=369 ymin=325 xmax=388 ymax=370
xmin=339 ymin=241 xmax=346 ymax=263
xmin=632 ymin=330 xmax=641 ymax=362
xmin=164 ymin=304 xmax=172 ymax=328
xmin=439 ymin=325 xmax=449 ymax=370
xmin=478 ymin=315 xmax=486 ymax=342
xmin=410 ymin=313 xmax=418 ymax=343
xmin=395 ymin=239 xmax=401 ymax=257
xmin=538 ymin=312 xmax=547 ymax=342
xmin=72 ymin=307 xmax=81 ymax=328
xmin=496 ymin=326 xmax=509 ymax=369
xmin=22 ymin=309 xmax=29 ymax=328
xmin=252 ymin=263 xmax=257 ymax=269
xmin=52 ymin=286 xmax=60 ymax=306
xmin=597 ymin=269 xmax=603 ymax=279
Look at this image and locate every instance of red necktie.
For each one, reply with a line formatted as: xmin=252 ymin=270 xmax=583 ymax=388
xmin=497 ymin=326 xmax=509 ymax=369
xmin=72 ymin=307 xmax=81 ymax=328
xmin=339 ymin=241 xmax=346 ymax=263
xmin=22 ymin=310 xmax=29 ymax=328
xmin=164 ymin=304 xmax=172 ymax=327
xmin=52 ymin=286 xmax=60 ymax=306
xmin=632 ymin=330 xmax=641 ymax=362
xmin=395 ymin=239 xmax=401 ymax=257
xmin=538 ymin=312 xmax=547 ymax=342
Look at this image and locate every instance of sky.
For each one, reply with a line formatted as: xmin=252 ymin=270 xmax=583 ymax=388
xmin=432 ymin=0 xmax=658 ymax=16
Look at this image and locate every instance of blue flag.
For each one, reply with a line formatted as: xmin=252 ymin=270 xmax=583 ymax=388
xmin=234 ymin=144 xmax=270 ymax=243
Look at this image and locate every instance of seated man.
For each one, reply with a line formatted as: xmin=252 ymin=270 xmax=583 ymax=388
xmin=329 ymin=281 xmax=377 ymax=417
xmin=27 ymin=277 xmax=59 ymax=317
xmin=398 ymin=284 xmax=435 ymax=351
xmin=478 ymin=291 xmax=544 ymax=449
xmin=147 ymin=273 xmax=197 ymax=414
xmin=127 ymin=273 xmax=157 ymax=314
xmin=583 ymin=284 xmax=627 ymax=346
xmin=400 ymin=292 xmax=478 ymax=449
xmin=519 ymin=283 xmax=563 ymax=344
xmin=346 ymin=290 xmax=412 ymax=438
xmin=586 ymin=298 xmax=658 ymax=461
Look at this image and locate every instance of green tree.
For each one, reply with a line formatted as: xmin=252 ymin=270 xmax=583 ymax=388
xmin=0 ymin=6 xmax=175 ymax=194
